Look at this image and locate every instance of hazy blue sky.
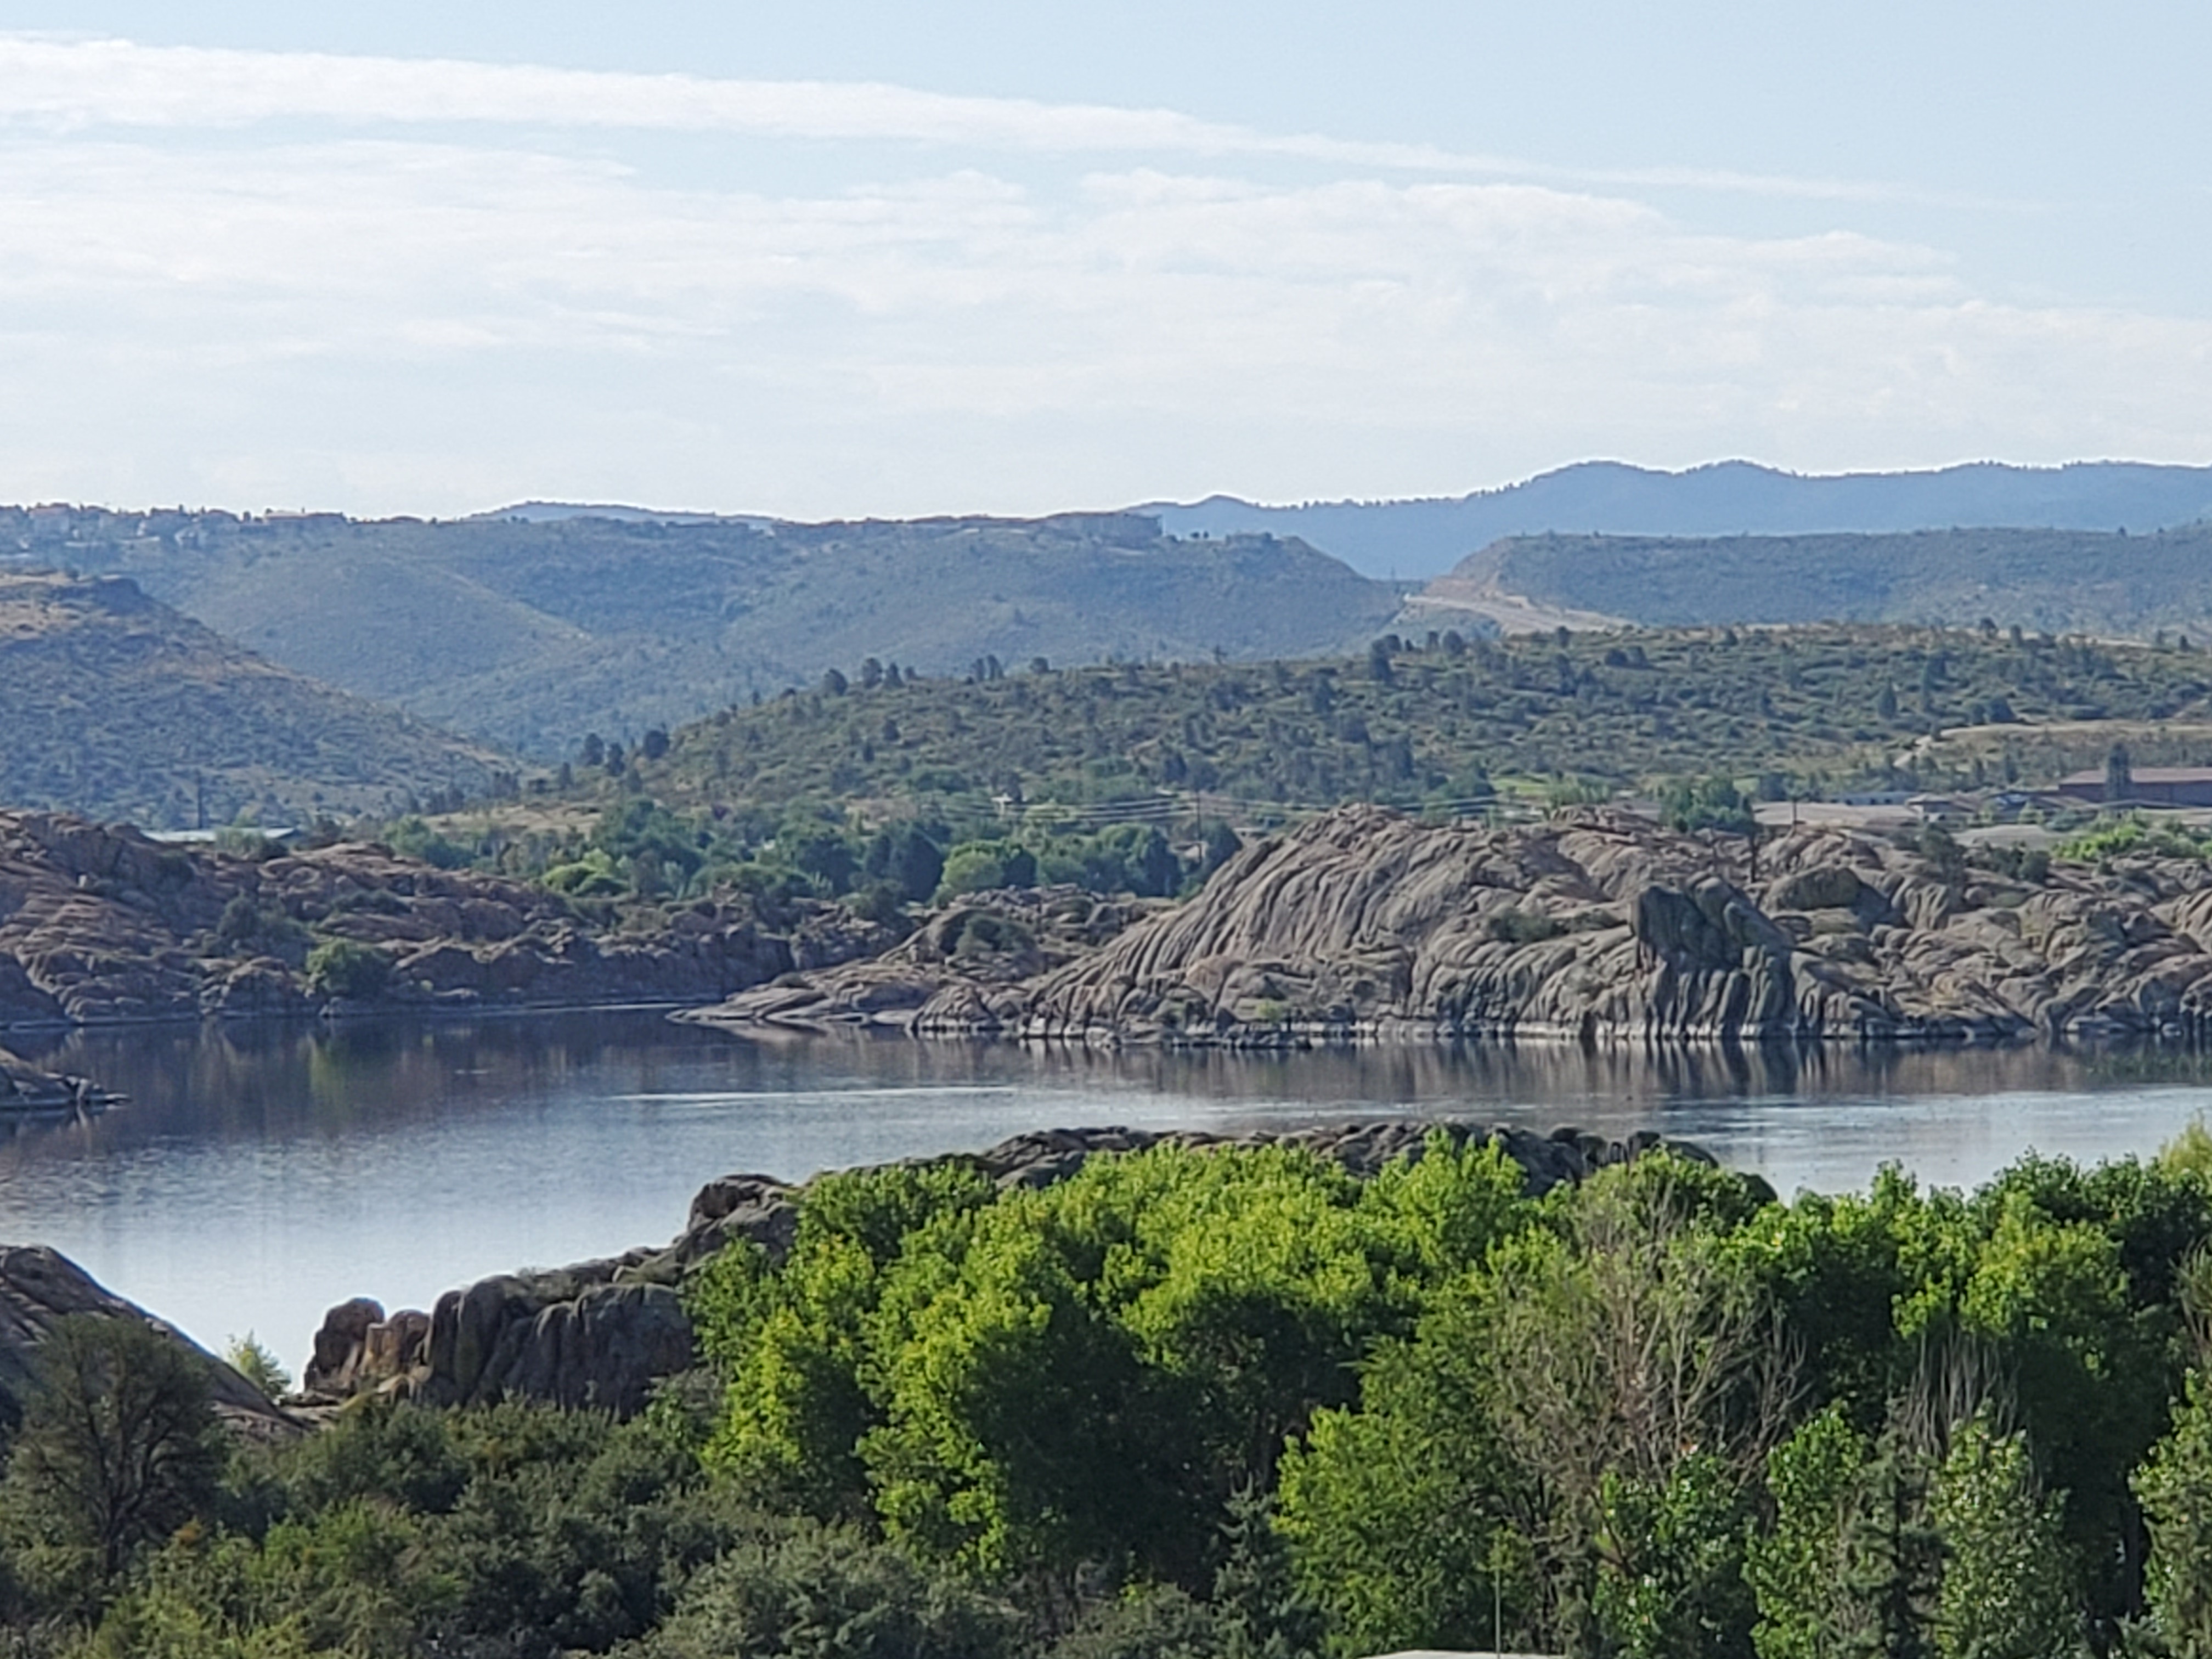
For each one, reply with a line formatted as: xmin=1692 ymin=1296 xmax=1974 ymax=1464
xmin=0 ymin=2 xmax=2205 ymax=516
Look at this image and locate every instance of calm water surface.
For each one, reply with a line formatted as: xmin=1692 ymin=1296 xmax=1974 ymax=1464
xmin=5 ymin=1012 xmax=2212 ymax=1368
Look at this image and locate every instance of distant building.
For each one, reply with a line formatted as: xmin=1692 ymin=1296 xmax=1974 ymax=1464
xmin=1833 ymin=789 xmax=1913 ymax=806
xmin=2056 ymin=766 xmax=2212 ymax=806
xmin=1906 ymin=795 xmax=1968 ymax=823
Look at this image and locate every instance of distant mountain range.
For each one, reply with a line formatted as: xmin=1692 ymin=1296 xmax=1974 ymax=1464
xmin=1146 ymin=460 xmax=2212 ymax=578
xmin=14 ymin=459 xmax=2212 ymax=820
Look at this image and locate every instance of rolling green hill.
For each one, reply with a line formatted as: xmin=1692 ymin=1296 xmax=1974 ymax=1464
xmin=1420 ymin=523 xmax=2212 ymax=637
xmin=613 ymin=622 xmax=2212 ymax=827
xmin=0 ymin=571 xmax=509 ymax=829
xmin=19 ymin=506 xmax=1404 ymax=756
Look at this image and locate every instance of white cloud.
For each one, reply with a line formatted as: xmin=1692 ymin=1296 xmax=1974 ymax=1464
xmin=0 ymin=40 xmax=2202 ymax=516
xmin=0 ymin=34 xmax=1959 ymax=204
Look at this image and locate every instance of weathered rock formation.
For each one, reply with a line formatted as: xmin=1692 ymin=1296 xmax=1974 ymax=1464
xmin=687 ymin=884 xmax=1153 ymax=1034
xmin=694 ymin=805 xmax=2212 ymax=1045
xmin=0 ymin=810 xmax=840 ymax=1029
xmin=0 ymin=1245 xmax=298 ymax=1439
xmin=304 ymin=1119 xmax=1720 ymax=1416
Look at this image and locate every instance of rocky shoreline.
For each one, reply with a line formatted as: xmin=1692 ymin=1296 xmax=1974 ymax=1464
xmin=14 ymin=803 xmax=2212 ymax=1056
xmin=296 ymin=1118 xmax=1730 ymax=1419
xmin=692 ymin=805 xmax=2212 ymax=1048
xmin=0 ymin=811 xmax=878 ymax=1030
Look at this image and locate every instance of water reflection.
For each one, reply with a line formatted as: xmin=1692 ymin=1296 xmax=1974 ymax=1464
xmin=0 ymin=1014 xmax=2208 ymax=1366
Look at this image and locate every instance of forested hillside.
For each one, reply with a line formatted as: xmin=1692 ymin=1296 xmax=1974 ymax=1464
xmin=1426 ymin=522 xmax=2212 ymax=638
xmin=627 ymin=622 xmax=2212 ymax=824
xmin=0 ymin=572 xmax=506 ymax=828
xmin=15 ymin=506 xmax=1402 ymax=755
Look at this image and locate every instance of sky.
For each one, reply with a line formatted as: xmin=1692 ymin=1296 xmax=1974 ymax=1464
xmin=0 ymin=1 xmax=2207 ymax=518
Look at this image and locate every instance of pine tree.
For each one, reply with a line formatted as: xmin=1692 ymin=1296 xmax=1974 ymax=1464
xmin=1838 ymin=1428 xmax=1941 ymax=1659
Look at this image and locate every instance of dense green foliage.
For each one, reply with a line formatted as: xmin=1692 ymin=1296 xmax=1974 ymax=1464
xmin=427 ymin=793 xmax=1230 ymax=912
xmin=616 ymin=624 xmax=2212 ymax=828
xmin=20 ymin=1142 xmax=2212 ymax=1654
xmin=2057 ymin=815 xmax=2212 ymax=865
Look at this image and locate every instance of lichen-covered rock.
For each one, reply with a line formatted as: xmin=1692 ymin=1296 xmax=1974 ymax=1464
xmin=694 ymin=804 xmax=2212 ymax=1046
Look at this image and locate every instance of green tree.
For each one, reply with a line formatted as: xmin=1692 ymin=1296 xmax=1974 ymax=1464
xmin=864 ymin=823 xmax=946 ymax=904
xmin=1276 ymin=1289 xmax=1527 ymax=1658
xmin=222 ymin=1333 xmax=290 ymax=1403
xmin=303 ymin=938 xmax=391 ymax=1002
xmin=2136 ymin=1372 xmax=2212 ymax=1655
xmin=1837 ymin=1425 xmax=1940 ymax=1659
xmin=1748 ymin=1407 xmax=1872 ymax=1659
xmin=634 ymin=1524 xmax=1022 ymax=1658
xmin=2 ymin=1315 xmax=225 ymax=1593
xmin=1927 ymin=1415 xmax=2081 ymax=1659
xmin=936 ymin=844 xmax=1007 ymax=898
xmin=1658 ymin=774 xmax=1754 ymax=835
xmin=2106 ymin=741 xmax=2134 ymax=804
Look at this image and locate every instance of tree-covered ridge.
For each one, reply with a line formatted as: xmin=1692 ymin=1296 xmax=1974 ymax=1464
xmin=1446 ymin=521 xmax=2212 ymax=638
xmin=626 ymin=623 xmax=2212 ymax=823
xmin=25 ymin=1136 xmax=2212 ymax=1656
xmin=36 ymin=507 xmax=1402 ymax=754
xmin=0 ymin=571 xmax=509 ymax=830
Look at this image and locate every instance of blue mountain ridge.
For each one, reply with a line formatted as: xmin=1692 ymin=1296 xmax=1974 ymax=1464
xmin=1139 ymin=459 xmax=2212 ymax=579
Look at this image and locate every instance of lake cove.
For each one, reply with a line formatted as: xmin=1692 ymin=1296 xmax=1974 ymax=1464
xmin=3 ymin=1012 xmax=2212 ymax=1368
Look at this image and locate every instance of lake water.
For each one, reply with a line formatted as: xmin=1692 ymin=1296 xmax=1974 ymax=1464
xmin=6 ymin=1012 xmax=2212 ymax=1371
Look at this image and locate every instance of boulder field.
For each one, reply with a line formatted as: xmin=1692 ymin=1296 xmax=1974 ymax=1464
xmin=0 ymin=811 xmax=881 ymax=1028
xmin=301 ymin=1119 xmax=1723 ymax=1418
xmin=697 ymin=805 xmax=2212 ymax=1046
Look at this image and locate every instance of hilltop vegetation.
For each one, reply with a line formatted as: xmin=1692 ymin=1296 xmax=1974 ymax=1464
xmin=1427 ymin=522 xmax=2212 ymax=638
xmin=364 ymin=623 xmax=2212 ymax=919
xmin=0 ymin=572 xmax=506 ymax=830
xmin=617 ymin=622 xmax=2212 ymax=827
xmin=19 ymin=506 xmax=1403 ymax=754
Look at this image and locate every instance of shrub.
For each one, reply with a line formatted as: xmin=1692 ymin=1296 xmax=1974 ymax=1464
xmin=222 ymin=1334 xmax=290 ymax=1403
xmin=304 ymin=939 xmax=391 ymax=1002
xmin=1486 ymin=908 xmax=1563 ymax=945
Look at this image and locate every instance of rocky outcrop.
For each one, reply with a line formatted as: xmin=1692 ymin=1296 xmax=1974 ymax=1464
xmin=696 ymin=805 xmax=2212 ymax=1047
xmin=0 ymin=1245 xmax=299 ymax=1440
xmin=681 ymin=885 xmax=1154 ymax=1034
xmin=0 ymin=810 xmax=815 ymax=1029
xmin=303 ymin=1119 xmax=1724 ymax=1417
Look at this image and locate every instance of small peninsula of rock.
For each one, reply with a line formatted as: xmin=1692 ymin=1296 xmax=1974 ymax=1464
xmin=300 ymin=1119 xmax=1718 ymax=1418
xmin=697 ymin=805 xmax=2212 ymax=1045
